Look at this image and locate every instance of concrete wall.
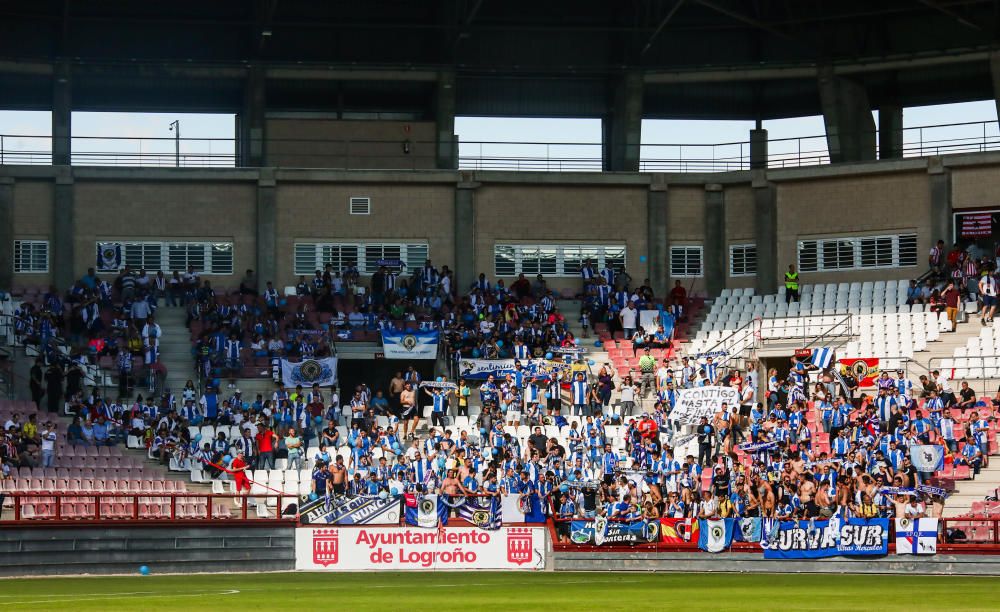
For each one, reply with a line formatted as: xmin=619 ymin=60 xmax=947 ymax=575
xmin=775 ymin=169 xmax=931 ymax=284
xmin=952 ymin=165 xmax=1000 ymax=210
xmin=73 ymin=180 xmax=257 ymax=286
xmin=4 ymin=151 xmax=1000 ymax=296
xmin=275 ymin=180 xmax=455 ymax=282
xmin=266 ymin=119 xmax=437 ymax=170
xmin=12 ymin=180 xmax=54 ymax=288
xmin=474 ymin=182 xmax=648 ymax=291
xmin=553 ymin=550 xmax=1000 ymax=575
xmin=0 ymin=525 xmax=296 ymax=576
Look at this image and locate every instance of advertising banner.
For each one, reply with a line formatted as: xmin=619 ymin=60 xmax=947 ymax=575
xmin=296 ymin=526 xmax=546 ymax=570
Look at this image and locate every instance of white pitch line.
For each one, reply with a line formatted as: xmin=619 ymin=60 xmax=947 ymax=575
xmin=0 ymin=589 xmax=239 ymax=606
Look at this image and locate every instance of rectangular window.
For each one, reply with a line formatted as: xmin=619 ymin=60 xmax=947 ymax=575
xmin=98 ymin=241 xmax=233 ymax=274
xmin=670 ymin=246 xmax=703 ymax=278
xmin=492 ymin=244 xmax=627 ymax=277
xmin=293 ymin=242 xmax=428 ymax=276
xmin=729 ymin=244 xmax=757 ymax=276
xmin=13 ymin=240 xmax=49 ymax=273
xmin=797 ymin=233 xmax=917 ymax=272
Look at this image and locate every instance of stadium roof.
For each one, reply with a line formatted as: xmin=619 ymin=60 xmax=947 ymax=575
xmin=0 ymin=0 xmax=997 ymax=119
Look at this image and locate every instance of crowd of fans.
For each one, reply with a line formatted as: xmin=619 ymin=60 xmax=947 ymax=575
xmin=8 ymin=254 xmax=998 ymax=543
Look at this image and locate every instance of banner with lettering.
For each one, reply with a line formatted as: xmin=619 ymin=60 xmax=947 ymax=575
xmin=458 ymin=359 xmax=573 ymax=382
xmin=296 ymin=526 xmax=546 ymax=570
xmin=761 ymin=518 xmax=889 ymax=559
xmin=669 ymin=386 xmax=741 ymax=424
xmin=568 ymin=517 xmax=660 ymax=546
xmin=299 ymin=495 xmax=402 ymax=525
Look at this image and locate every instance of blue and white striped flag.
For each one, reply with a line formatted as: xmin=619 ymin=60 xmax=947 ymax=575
xmin=810 ymin=347 xmax=834 ymax=369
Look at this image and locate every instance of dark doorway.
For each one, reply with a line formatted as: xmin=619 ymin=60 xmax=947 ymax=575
xmin=336 ymin=359 xmax=436 ymax=397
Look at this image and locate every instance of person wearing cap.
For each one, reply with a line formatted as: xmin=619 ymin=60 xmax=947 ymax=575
xmin=39 ymin=420 xmax=57 ymax=468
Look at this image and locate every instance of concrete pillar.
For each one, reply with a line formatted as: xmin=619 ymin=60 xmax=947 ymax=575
xmin=52 ymin=62 xmax=72 ymax=166
xmin=878 ymin=105 xmax=903 ymax=160
xmin=454 ymin=178 xmax=478 ymax=292
xmin=752 ymin=169 xmax=778 ymax=295
xmin=989 ymin=51 xmax=1000 ymax=125
xmin=647 ymin=176 xmax=669 ymax=295
xmin=240 ymin=66 xmax=266 ymax=167
xmin=0 ymin=178 xmax=13 ymax=289
xmin=928 ymin=157 xmax=953 ymax=246
xmin=603 ymin=70 xmax=643 ymax=172
xmin=435 ymin=71 xmax=457 ymax=170
xmin=749 ymin=128 xmax=768 ymax=170
xmin=52 ymin=168 xmax=74 ymax=289
xmin=256 ymin=168 xmax=277 ymax=286
xmin=703 ymin=184 xmax=725 ymax=297
xmin=817 ymin=67 xmax=876 ymax=163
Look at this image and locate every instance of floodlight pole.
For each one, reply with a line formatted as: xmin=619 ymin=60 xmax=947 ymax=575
xmin=169 ymin=120 xmax=180 ymax=167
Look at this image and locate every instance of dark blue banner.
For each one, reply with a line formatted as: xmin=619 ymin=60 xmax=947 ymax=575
xmin=569 ymin=517 xmax=660 ymax=546
xmin=761 ymin=518 xmax=889 ymax=559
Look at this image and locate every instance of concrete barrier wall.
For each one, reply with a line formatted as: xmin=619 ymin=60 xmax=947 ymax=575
xmin=0 ymin=526 xmax=296 ymax=577
xmin=554 ymin=550 xmax=1000 ymax=575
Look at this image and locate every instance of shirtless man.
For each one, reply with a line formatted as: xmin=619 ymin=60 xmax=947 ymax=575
xmin=389 ymin=371 xmax=405 ymax=416
xmin=400 ymin=382 xmax=417 ymax=439
xmin=441 ymin=469 xmax=462 ymax=496
xmin=329 ymin=455 xmax=348 ymax=497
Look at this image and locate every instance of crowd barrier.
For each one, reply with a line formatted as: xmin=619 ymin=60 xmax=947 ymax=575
xmin=1 ymin=492 xmax=296 ymax=523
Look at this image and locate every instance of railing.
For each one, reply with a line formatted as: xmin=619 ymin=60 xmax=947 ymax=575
xmin=800 ymin=314 xmax=854 ymax=348
xmin=1 ymin=491 xmax=295 ymax=523
xmin=940 ymin=516 xmax=1000 ymax=545
xmin=0 ymin=119 xmax=998 ymax=171
xmin=927 ymin=354 xmax=1000 ymax=398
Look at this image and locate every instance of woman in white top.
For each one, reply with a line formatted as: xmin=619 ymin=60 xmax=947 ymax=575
xmin=619 ymin=375 xmax=638 ymax=418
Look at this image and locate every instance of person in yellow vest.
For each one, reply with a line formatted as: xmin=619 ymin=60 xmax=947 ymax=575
xmin=784 ymin=264 xmax=800 ymax=303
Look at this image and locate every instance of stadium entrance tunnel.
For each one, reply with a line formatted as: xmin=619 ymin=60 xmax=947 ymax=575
xmin=337 ymin=359 xmax=436 ymax=400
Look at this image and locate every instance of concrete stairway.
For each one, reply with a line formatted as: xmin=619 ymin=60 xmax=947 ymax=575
xmin=943 ymin=461 xmax=1000 ymax=517
xmin=155 ymin=305 xmax=196 ymax=396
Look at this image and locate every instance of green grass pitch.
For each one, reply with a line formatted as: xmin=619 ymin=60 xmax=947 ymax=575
xmin=0 ymin=571 xmax=995 ymax=611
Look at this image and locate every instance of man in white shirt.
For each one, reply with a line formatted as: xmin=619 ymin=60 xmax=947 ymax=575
xmin=979 ymin=273 xmax=998 ymax=324
xmin=620 ymin=302 xmax=638 ymax=339
xmin=933 ymin=370 xmax=956 ymax=406
xmin=40 ymin=422 xmax=57 ymax=467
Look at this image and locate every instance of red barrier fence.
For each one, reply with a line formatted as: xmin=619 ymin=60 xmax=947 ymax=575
xmin=1 ymin=492 xmax=296 ymax=524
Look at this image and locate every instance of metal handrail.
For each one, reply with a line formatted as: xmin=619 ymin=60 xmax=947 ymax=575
xmin=800 ymin=313 xmax=854 ymax=350
xmin=0 ymin=118 xmax=998 ymax=171
xmin=927 ymin=354 xmax=1000 ymax=398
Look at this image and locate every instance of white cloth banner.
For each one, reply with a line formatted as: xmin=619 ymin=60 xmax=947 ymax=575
xmin=381 ymin=330 xmax=439 ymax=360
xmin=296 ymin=526 xmax=546 ymax=570
xmin=669 ymin=386 xmax=740 ymax=424
xmin=281 ymin=357 xmax=338 ymax=387
xmin=895 ymin=517 xmax=938 ymax=555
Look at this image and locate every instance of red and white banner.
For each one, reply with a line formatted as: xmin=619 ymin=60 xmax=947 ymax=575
xmin=296 ymin=525 xmax=546 ymax=571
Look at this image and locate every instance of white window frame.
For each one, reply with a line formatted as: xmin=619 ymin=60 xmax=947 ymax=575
xmin=293 ymin=242 xmax=429 ymax=276
xmin=797 ymin=233 xmax=917 ymax=273
xmin=670 ymin=245 xmax=703 ymax=278
xmin=729 ymin=243 xmax=757 ymax=277
xmin=13 ymin=240 xmax=49 ymax=274
xmin=98 ymin=241 xmax=234 ymax=275
xmin=492 ymin=243 xmax=627 ymax=278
